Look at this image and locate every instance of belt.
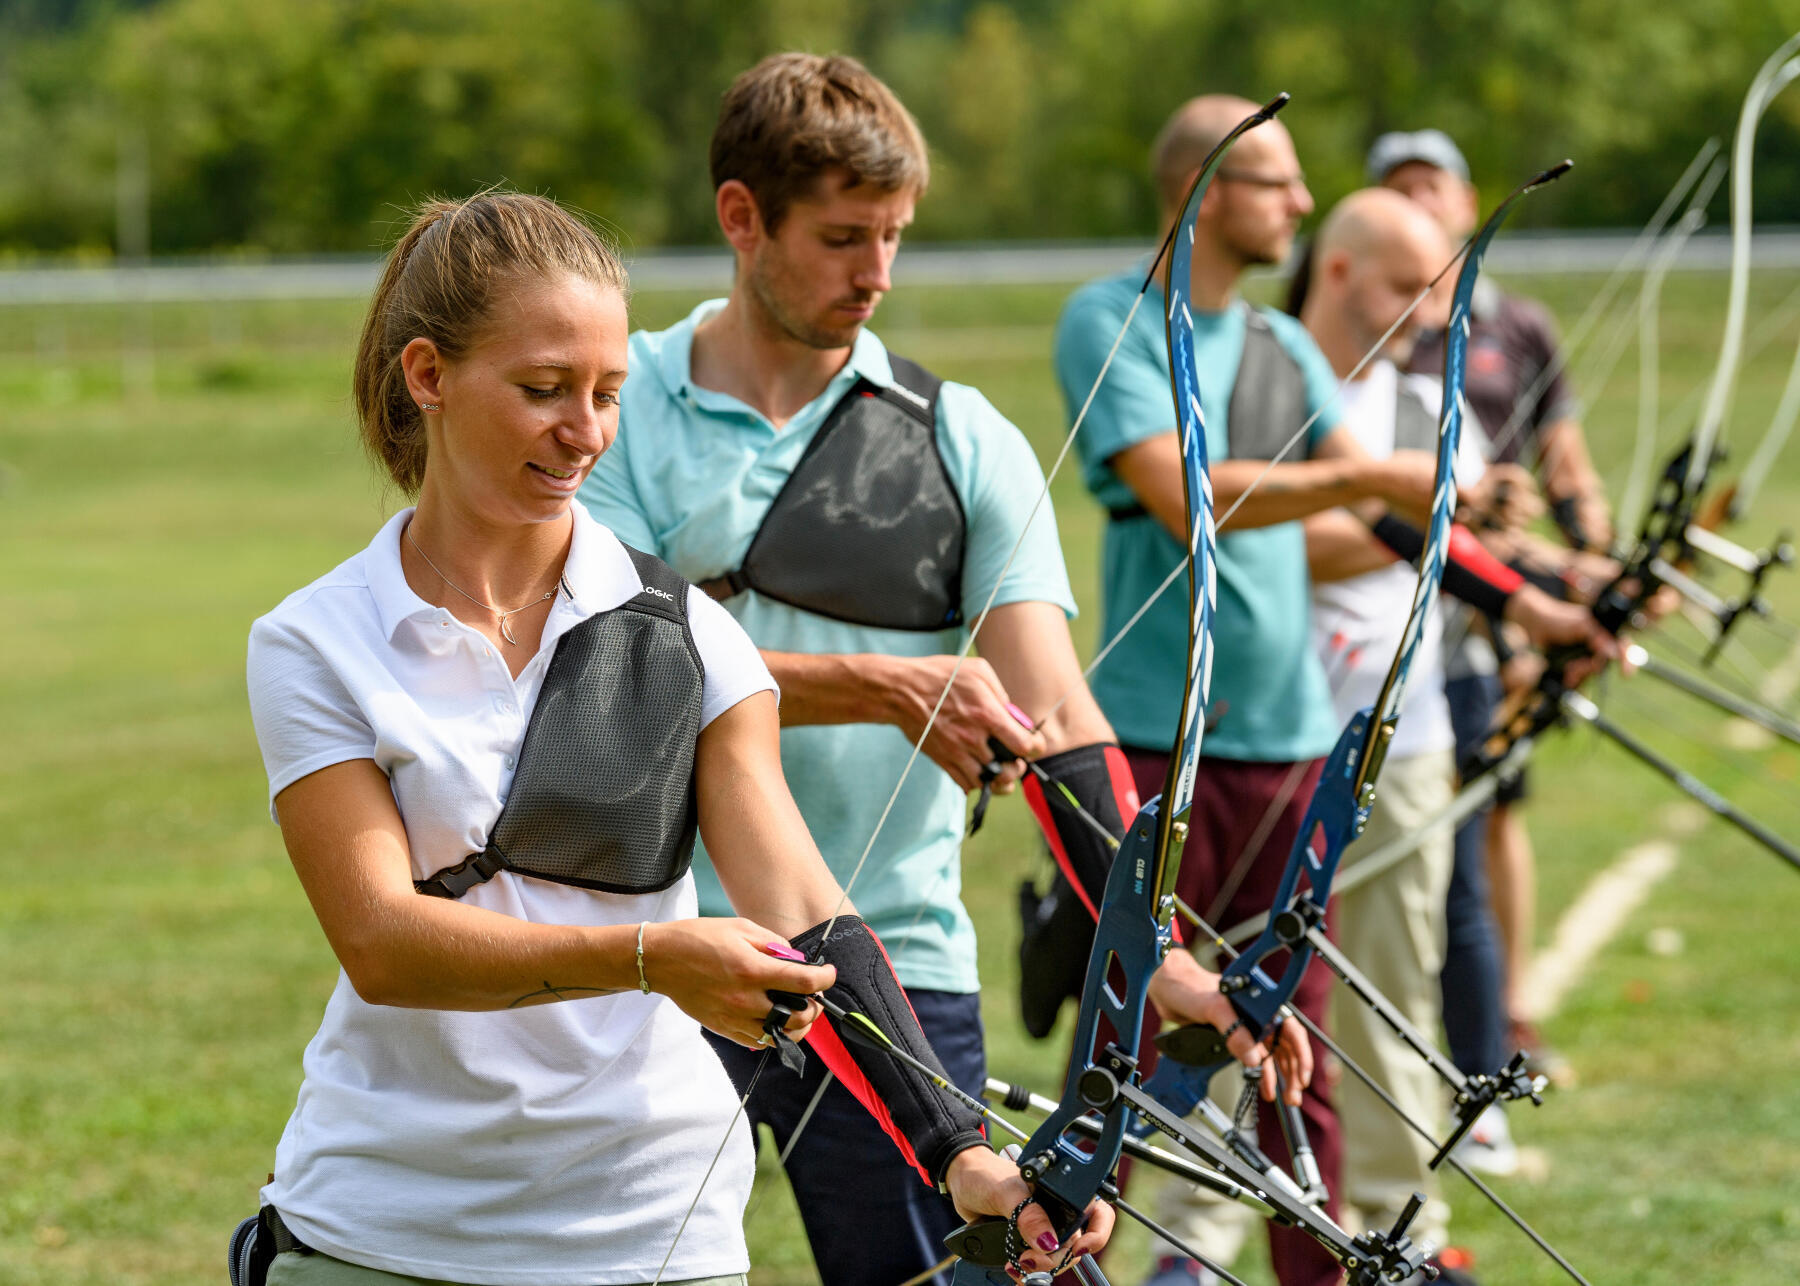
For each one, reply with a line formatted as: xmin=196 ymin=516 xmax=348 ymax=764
xmin=696 ymin=569 xmax=750 ymax=602
xmin=262 ymin=1207 xmax=313 ymax=1256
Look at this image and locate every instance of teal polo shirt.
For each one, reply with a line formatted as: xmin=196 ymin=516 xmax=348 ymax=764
xmin=580 ymin=301 xmax=1076 ymax=992
xmin=1053 ymin=269 xmax=1342 ymax=763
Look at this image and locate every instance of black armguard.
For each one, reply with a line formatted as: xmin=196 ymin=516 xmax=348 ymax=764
xmin=1022 ymin=743 xmax=1138 ymax=919
xmin=1551 ymin=496 xmax=1593 ymax=552
xmin=1370 ymin=513 xmax=1518 ymax=619
xmin=1017 ymin=744 xmax=1139 ymax=1039
xmin=1512 ymin=560 xmax=1572 ymax=601
xmin=1370 ymin=511 xmax=1427 ymax=564
xmin=791 ymin=916 xmax=987 ymax=1187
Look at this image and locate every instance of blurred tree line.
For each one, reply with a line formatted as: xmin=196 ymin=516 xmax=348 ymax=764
xmin=1 ymin=0 xmax=1796 ymax=256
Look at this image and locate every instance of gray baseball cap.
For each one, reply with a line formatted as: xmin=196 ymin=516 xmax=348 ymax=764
xmin=1366 ymin=129 xmax=1470 ymax=183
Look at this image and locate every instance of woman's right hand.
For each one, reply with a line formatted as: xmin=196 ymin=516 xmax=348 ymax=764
xmin=641 ymin=917 xmax=836 ymax=1050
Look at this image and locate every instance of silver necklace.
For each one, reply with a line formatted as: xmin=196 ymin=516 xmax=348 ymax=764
xmin=405 ymin=525 xmax=558 ymax=646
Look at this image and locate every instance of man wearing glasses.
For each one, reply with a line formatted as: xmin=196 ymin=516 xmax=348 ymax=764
xmin=1052 ymin=94 xmax=1442 ymax=1286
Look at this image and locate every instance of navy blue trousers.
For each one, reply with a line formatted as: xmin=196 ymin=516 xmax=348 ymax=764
xmin=708 ymin=988 xmax=986 ymax=1286
xmin=1441 ymin=674 xmax=1509 ymax=1076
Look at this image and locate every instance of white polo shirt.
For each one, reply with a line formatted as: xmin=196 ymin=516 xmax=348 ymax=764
xmin=246 ymin=504 xmax=773 ymax=1285
xmin=1311 ymin=361 xmax=1487 ymax=762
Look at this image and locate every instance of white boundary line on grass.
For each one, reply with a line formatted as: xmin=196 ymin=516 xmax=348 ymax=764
xmin=1759 ymin=633 xmax=1800 ymax=709
xmin=1518 ymin=841 xmax=1681 ymax=1021
xmin=1520 ymin=804 xmax=1706 ymax=1020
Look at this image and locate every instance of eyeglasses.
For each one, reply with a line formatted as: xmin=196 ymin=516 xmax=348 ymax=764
xmin=1216 ymin=170 xmax=1309 ymax=190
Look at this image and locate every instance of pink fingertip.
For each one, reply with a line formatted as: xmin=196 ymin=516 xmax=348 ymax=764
xmin=1005 ymin=702 xmax=1036 ymax=730
xmin=762 ymin=942 xmax=807 ymax=962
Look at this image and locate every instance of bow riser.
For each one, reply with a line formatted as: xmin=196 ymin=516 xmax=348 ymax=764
xmin=1007 ymin=804 xmax=1171 ymax=1232
xmin=1137 ymin=715 xmax=1370 ymax=1114
xmin=1213 ymin=714 xmax=1370 ymax=1026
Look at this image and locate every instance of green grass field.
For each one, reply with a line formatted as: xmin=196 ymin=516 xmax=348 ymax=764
xmin=3 ymin=266 xmax=1799 ymax=1286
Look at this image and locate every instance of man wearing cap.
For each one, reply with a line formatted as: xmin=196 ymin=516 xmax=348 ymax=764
xmin=1368 ymin=129 xmax=1610 ymax=547
xmin=1371 ymin=127 xmax=1610 ymax=1128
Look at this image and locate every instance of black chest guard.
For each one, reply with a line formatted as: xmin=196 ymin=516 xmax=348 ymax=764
xmin=1223 ymin=304 xmax=1310 ymax=462
xmin=1110 ymin=305 xmax=1308 ymax=523
xmin=416 ymin=546 xmax=706 ymax=900
xmin=1393 ymin=380 xmax=1439 ymax=454
xmin=697 ymin=355 xmax=967 ymax=631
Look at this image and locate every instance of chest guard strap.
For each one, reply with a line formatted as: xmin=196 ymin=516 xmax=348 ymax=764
xmin=416 ymin=546 xmax=706 ymax=900
xmin=1109 ymin=304 xmax=1308 ymax=522
xmin=697 ymin=355 xmax=966 ymax=631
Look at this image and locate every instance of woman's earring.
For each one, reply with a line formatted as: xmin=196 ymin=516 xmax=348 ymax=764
xmin=420 ymin=402 xmax=441 ymax=412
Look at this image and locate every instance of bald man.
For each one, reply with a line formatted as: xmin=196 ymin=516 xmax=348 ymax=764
xmin=1298 ymin=188 xmax=1496 ymax=1278
xmin=1054 ymin=96 xmax=1440 ymax=1286
xmin=1376 ymin=131 xmax=1608 ymax=1103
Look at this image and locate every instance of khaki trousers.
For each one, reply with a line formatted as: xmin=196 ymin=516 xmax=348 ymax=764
xmin=1330 ymin=747 xmax=1456 ymax=1247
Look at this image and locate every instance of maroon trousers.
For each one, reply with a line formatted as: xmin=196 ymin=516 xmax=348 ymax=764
xmin=1123 ymin=748 xmax=1345 ymax=1286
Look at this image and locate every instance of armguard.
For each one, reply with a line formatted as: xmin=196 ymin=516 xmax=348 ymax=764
xmin=1371 ymin=514 xmax=1524 ymax=619
xmin=1017 ymin=744 xmax=1140 ymax=1039
xmin=1551 ymin=495 xmax=1594 ymax=552
xmin=789 ymin=916 xmax=988 ymax=1188
xmin=1511 ymin=559 xmax=1573 ymax=601
xmin=1022 ymin=743 xmax=1140 ymax=919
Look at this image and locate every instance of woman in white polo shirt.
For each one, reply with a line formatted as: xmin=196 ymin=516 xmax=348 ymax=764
xmin=243 ymin=192 xmax=1108 ymax=1286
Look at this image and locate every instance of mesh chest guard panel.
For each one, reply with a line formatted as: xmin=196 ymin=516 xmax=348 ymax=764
xmin=1393 ymin=381 xmax=1440 ymax=454
xmin=707 ymin=355 xmax=966 ymax=631
xmin=1226 ymin=304 xmax=1311 ymax=462
xmin=416 ymin=546 xmax=705 ymax=899
xmin=1109 ymin=306 xmax=1308 ymax=522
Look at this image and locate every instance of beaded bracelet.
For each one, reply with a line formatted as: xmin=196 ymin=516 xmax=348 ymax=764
xmin=636 ymin=922 xmax=651 ymax=995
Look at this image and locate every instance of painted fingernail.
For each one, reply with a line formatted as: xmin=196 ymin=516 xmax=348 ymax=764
xmin=1036 ymin=1233 xmax=1058 ymax=1253
xmin=1005 ymin=702 xmax=1036 ymax=730
xmin=762 ymin=942 xmax=806 ymax=962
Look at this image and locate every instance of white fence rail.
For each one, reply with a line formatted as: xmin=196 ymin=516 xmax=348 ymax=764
xmin=5 ymin=229 xmax=1800 ymax=306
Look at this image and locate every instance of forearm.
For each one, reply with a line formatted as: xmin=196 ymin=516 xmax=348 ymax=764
xmin=279 ymin=763 xmax=649 ymax=1012
xmin=975 ymin=600 xmax=1115 ymax=751
xmin=699 ymin=707 xmax=849 ymax=937
xmin=1305 ymin=507 xmax=1400 ymax=582
xmin=334 ymin=896 xmax=643 ymax=1012
xmin=1369 ymin=515 xmax=1526 ymax=618
xmin=1538 ymin=419 xmax=1611 ymax=549
xmin=1536 ymin=419 xmax=1602 ymax=503
xmin=761 ymin=649 xmax=903 ymax=727
xmin=1212 ymin=457 xmax=1379 ymax=532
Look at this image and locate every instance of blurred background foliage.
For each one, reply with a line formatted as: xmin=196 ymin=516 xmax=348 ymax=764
xmin=1 ymin=0 xmax=1798 ymax=256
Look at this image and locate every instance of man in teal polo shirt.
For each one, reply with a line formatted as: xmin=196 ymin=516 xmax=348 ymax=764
xmin=582 ymin=55 xmax=1295 ymax=1286
xmin=1054 ymin=95 xmax=1442 ymax=1286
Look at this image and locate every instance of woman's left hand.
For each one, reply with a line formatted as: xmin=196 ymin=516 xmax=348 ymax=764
xmin=1147 ymin=950 xmax=1313 ymax=1105
xmin=941 ymin=1146 xmax=1114 ymax=1279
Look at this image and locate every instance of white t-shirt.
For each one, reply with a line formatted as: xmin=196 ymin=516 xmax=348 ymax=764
xmin=1311 ymin=361 xmax=1488 ymax=762
xmin=246 ymin=505 xmax=774 ymax=1285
